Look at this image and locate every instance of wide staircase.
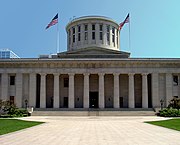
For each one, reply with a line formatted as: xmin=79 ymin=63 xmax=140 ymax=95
xmin=31 ymin=108 xmax=156 ymax=116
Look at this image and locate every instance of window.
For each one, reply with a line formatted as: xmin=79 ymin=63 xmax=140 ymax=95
xmin=107 ymin=25 xmax=110 ymax=42
xmin=112 ymin=27 xmax=115 ymax=43
xmin=72 ymin=27 xmax=75 ymax=43
xmin=64 ymin=78 xmax=69 ymax=87
xmin=10 ymin=76 xmax=15 ymax=85
xmin=92 ymin=24 xmax=95 ymax=40
xmin=84 ymin=24 xmax=88 ymax=40
xmin=78 ymin=25 xmax=81 ymax=41
xmin=69 ymin=30 xmax=71 ymax=45
xmin=99 ymin=24 xmax=103 ymax=40
xmin=92 ymin=24 xmax=95 ymax=30
xmin=173 ymin=76 xmax=178 ymax=86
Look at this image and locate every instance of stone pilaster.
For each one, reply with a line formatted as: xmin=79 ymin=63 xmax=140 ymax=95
xmin=142 ymin=73 xmax=148 ymax=108
xmin=128 ymin=73 xmax=135 ymax=108
xmin=83 ymin=73 xmax=89 ymax=108
xmin=113 ymin=73 xmax=120 ymax=108
xmin=109 ymin=25 xmax=112 ymax=47
xmin=68 ymin=73 xmax=74 ymax=108
xmin=152 ymin=73 xmax=159 ymax=108
xmin=88 ymin=23 xmax=92 ymax=44
xmin=15 ymin=73 xmax=23 ymax=108
xmin=29 ymin=73 xmax=36 ymax=107
xmin=103 ymin=24 xmax=107 ymax=45
xmin=53 ymin=73 xmax=59 ymax=108
xmin=95 ymin=23 xmax=99 ymax=44
xmin=99 ymin=73 xmax=105 ymax=108
xmin=40 ymin=73 xmax=46 ymax=108
xmin=1 ymin=73 xmax=8 ymax=101
xmin=166 ymin=73 xmax=172 ymax=107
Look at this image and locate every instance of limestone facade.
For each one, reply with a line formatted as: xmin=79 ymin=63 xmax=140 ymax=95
xmin=0 ymin=16 xmax=179 ymax=110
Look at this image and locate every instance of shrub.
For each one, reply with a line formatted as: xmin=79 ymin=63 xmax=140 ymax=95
xmin=0 ymin=100 xmax=28 ymax=117
xmin=159 ymin=108 xmax=180 ymax=117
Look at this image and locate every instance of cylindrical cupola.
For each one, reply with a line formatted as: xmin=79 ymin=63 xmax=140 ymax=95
xmin=66 ymin=16 xmax=120 ymax=51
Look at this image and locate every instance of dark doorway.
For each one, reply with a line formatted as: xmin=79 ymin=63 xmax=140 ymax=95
xmin=120 ymin=97 xmax=123 ymax=108
xmin=63 ymin=97 xmax=68 ymax=108
xmin=89 ymin=92 xmax=99 ymax=108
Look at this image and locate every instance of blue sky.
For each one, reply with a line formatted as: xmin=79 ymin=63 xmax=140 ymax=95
xmin=0 ymin=0 xmax=180 ymax=58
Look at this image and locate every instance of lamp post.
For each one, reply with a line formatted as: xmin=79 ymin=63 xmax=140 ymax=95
xmin=25 ymin=99 xmax=28 ymax=109
xmin=160 ymin=99 xmax=164 ymax=110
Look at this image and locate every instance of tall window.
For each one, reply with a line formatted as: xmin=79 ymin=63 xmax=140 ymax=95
xmin=107 ymin=25 xmax=110 ymax=42
xmin=78 ymin=25 xmax=81 ymax=41
xmin=72 ymin=27 xmax=75 ymax=43
xmin=99 ymin=24 xmax=103 ymax=40
xmin=69 ymin=30 xmax=71 ymax=45
xmin=112 ymin=27 xmax=115 ymax=43
xmin=173 ymin=75 xmax=178 ymax=86
xmin=10 ymin=76 xmax=15 ymax=85
xmin=84 ymin=24 xmax=88 ymax=40
xmin=92 ymin=24 xmax=95 ymax=40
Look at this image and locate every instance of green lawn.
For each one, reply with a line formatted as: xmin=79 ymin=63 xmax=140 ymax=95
xmin=0 ymin=119 xmax=44 ymax=135
xmin=146 ymin=118 xmax=180 ymax=131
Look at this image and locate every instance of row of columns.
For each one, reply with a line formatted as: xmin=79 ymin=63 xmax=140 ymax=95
xmin=36 ymin=73 xmax=149 ymax=109
xmin=1 ymin=72 xmax=174 ymax=108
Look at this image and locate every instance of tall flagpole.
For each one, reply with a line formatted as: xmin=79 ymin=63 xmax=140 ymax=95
xmin=129 ymin=13 xmax=131 ymax=52
xmin=56 ymin=20 xmax=59 ymax=53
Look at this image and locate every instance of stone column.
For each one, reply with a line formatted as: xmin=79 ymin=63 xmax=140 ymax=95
xmin=99 ymin=73 xmax=105 ymax=108
xmin=152 ymin=73 xmax=159 ymax=108
xmin=53 ymin=73 xmax=59 ymax=108
xmin=40 ymin=73 xmax=46 ymax=108
xmin=128 ymin=73 xmax=135 ymax=108
xmin=142 ymin=73 xmax=148 ymax=108
xmin=95 ymin=23 xmax=99 ymax=44
xmin=88 ymin=23 xmax=92 ymax=45
xmin=114 ymin=28 xmax=117 ymax=48
xmin=68 ymin=73 xmax=74 ymax=108
xmin=103 ymin=24 xmax=107 ymax=45
xmin=29 ymin=73 xmax=36 ymax=107
xmin=83 ymin=73 xmax=89 ymax=108
xmin=15 ymin=73 xmax=23 ymax=108
xmin=1 ymin=73 xmax=8 ymax=101
xmin=166 ymin=73 xmax=172 ymax=107
xmin=113 ymin=73 xmax=120 ymax=108
xmin=109 ymin=26 xmax=113 ymax=47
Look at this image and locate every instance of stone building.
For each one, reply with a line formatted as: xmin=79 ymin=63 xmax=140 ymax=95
xmin=0 ymin=16 xmax=179 ymax=110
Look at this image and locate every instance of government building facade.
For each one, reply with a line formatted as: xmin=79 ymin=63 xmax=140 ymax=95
xmin=0 ymin=16 xmax=179 ymax=110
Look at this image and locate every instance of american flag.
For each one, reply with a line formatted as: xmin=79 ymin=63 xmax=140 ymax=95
xmin=119 ymin=13 xmax=129 ymax=30
xmin=46 ymin=14 xmax=58 ymax=29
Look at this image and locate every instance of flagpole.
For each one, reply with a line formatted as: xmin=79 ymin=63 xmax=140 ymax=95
xmin=57 ymin=21 xmax=59 ymax=53
xmin=129 ymin=13 xmax=131 ymax=52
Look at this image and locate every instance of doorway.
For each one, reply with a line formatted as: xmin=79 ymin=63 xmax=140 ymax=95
xmin=89 ymin=92 xmax=99 ymax=108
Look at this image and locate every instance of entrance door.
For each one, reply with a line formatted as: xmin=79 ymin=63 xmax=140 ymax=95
xmin=63 ymin=97 xmax=68 ymax=108
xmin=89 ymin=92 xmax=98 ymax=108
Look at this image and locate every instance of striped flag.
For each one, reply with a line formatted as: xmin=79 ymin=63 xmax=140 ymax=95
xmin=119 ymin=13 xmax=129 ymax=30
xmin=46 ymin=14 xmax=58 ymax=29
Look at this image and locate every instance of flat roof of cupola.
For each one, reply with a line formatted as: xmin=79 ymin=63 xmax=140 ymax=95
xmin=66 ymin=15 xmax=119 ymax=30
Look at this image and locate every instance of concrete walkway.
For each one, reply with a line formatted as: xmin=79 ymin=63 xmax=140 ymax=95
xmin=0 ymin=116 xmax=180 ymax=145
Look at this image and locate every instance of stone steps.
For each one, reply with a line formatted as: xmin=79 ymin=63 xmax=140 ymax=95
xmin=31 ymin=108 xmax=155 ymax=116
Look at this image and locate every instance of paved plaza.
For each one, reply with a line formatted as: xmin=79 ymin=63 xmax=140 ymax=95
xmin=0 ymin=116 xmax=180 ymax=145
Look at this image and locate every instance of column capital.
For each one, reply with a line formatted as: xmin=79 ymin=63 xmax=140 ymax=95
xmin=128 ymin=73 xmax=135 ymax=76
xmin=113 ymin=73 xmax=120 ymax=76
xmin=39 ymin=73 xmax=47 ymax=76
xmin=142 ymin=73 xmax=149 ymax=76
xmin=83 ymin=73 xmax=90 ymax=76
xmin=98 ymin=73 xmax=105 ymax=76
xmin=53 ymin=73 xmax=60 ymax=76
xmin=68 ymin=73 xmax=75 ymax=76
